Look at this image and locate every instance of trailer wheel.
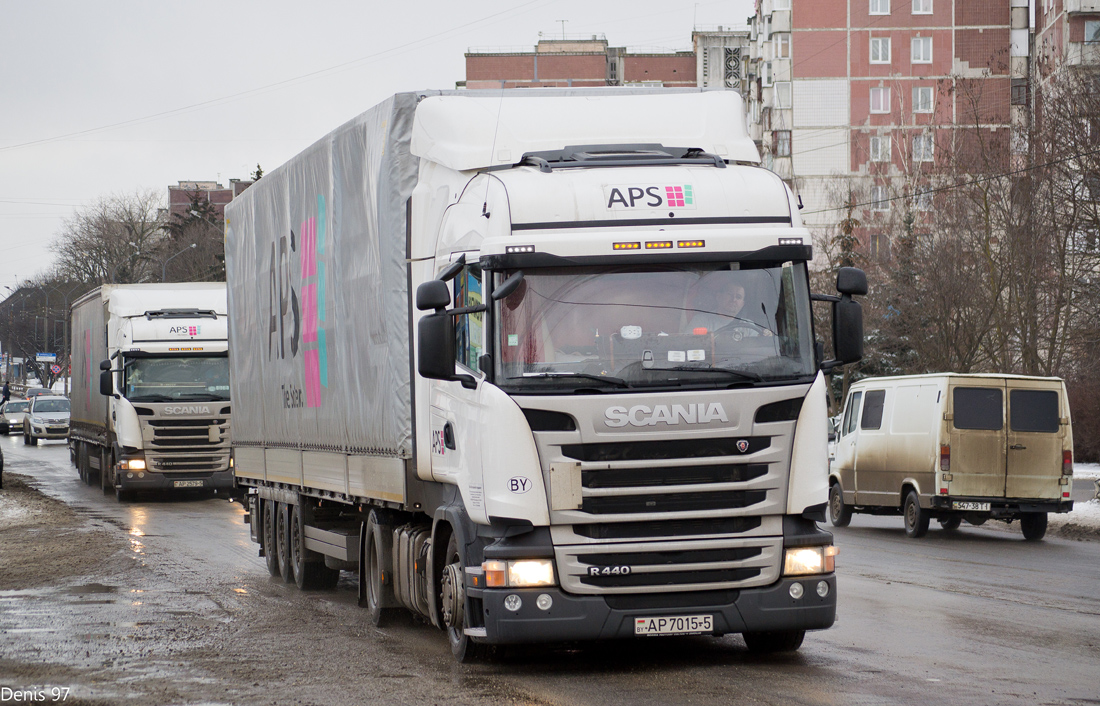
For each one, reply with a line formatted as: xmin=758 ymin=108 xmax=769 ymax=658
xmin=276 ymin=502 xmax=293 ymax=583
xmin=743 ymin=629 xmax=805 ymax=654
xmin=903 ymin=490 xmax=929 ymax=538
xmin=442 ymin=533 xmax=490 ymax=663
xmin=939 ymin=516 xmax=962 ymax=531
xmin=76 ymin=442 xmax=87 ymax=483
xmin=1020 ymin=512 xmax=1048 ymax=541
xmin=361 ymin=511 xmax=397 ymax=625
xmin=828 ymin=483 xmax=852 ymax=527
xmin=261 ymin=499 xmax=280 ymax=577
xmin=290 ymin=503 xmax=339 ymax=590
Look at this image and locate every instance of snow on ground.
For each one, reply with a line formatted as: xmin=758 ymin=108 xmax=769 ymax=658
xmin=0 ymin=492 xmax=30 ymax=524
xmin=1074 ymin=462 xmax=1100 ymax=480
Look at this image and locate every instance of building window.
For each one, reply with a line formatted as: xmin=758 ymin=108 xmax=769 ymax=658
xmin=913 ymin=86 xmax=934 ymax=112
xmin=912 ymin=0 xmax=932 ymax=14
xmin=912 ymin=36 xmax=932 ymax=63
xmin=871 ymin=185 xmax=890 ymax=211
xmin=774 ymin=0 xmax=792 ymax=9
xmin=762 ymin=61 xmax=773 ymax=86
xmin=1011 ymin=78 xmax=1029 ymax=105
xmin=870 ymin=135 xmax=891 ymax=162
xmin=870 ymin=233 xmax=891 ymax=259
xmin=774 ymin=130 xmax=792 ymax=157
xmin=871 ymin=37 xmax=891 ymax=63
xmin=775 ymin=81 xmax=793 ymax=108
xmin=1086 ymin=21 xmax=1100 ymax=43
xmin=776 ymin=34 xmax=791 ymax=58
xmin=913 ymin=134 xmax=934 ymax=162
xmin=870 ymin=86 xmax=891 ymax=113
xmin=915 ymin=190 xmax=933 ymax=210
xmin=870 ymin=0 xmax=890 ymax=15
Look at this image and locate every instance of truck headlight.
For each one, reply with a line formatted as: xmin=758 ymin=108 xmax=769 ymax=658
xmin=121 ymin=458 xmax=147 ymax=471
xmin=482 ymin=559 xmax=556 ymax=588
xmin=783 ymin=545 xmax=837 ymax=576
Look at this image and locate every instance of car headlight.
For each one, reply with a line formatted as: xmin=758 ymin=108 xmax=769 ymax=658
xmin=783 ymin=545 xmax=838 ymax=576
xmin=31 ymin=416 xmax=45 ymax=425
xmin=482 ymin=559 xmax=556 ymax=588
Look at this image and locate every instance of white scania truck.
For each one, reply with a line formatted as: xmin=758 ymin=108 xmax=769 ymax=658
xmin=225 ymin=89 xmax=866 ymax=661
xmin=69 ymin=283 xmax=233 ymax=501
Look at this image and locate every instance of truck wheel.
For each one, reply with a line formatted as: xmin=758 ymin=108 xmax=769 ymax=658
xmin=442 ymin=533 xmax=490 ymax=663
xmin=100 ymin=448 xmax=113 ymax=494
xmin=939 ymin=516 xmax=962 ymax=531
xmin=76 ymin=442 xmax=87 ymax=483
xmin=743 ymin=629 xmax=805 ymax=654
xmin=362 ymin=510 xmax=397 ymax=626
xmin=290 ymin=503 xmax=339 ymax=590
xmin=261 ymin=499 xmax=280 ymax=577
xmin=276 ymin=502 xmax=293 ymax=583
xmin=829 ymin=483 xmax=852 ymax=527
xmin=1020 ymin=513 xmax=1048 ymax=541
xmin=903 ymin=490 xmax=929 ymax=538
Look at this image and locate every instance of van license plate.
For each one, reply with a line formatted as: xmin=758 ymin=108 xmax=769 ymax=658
xmin=634 ymin=615 xmax=713 ymax=636
xmin=173 ymin=480 xmax=205 ymax=488
xmin=952 ymin=501 xmax=990 ymax=511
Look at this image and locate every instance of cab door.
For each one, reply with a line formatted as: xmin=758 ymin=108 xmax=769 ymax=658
xmin=832 ymin=390 xmax=862 ymax=503
xmin=946 ymin=380 xmax=1007 ymax=498
xmin=1005 ymin=379 xmax=1065 ymax=499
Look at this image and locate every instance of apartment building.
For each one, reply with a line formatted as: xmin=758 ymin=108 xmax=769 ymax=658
xmin=746 ymin=0 xmax=1028 ymax=259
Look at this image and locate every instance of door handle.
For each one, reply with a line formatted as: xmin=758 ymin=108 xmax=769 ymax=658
xmin=443 ymin=422 xmax=456 ymax=450
xmin=1010 ymin=444 xmax=1026 ymax=450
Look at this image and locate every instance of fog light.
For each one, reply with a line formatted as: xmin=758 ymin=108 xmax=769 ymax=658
xmin=138 ymin=472 xmax=145 ymax=479
xmin=536 ymin=594 xmax=553 ymax=611
xmin=789 ymin=582 xmax=804 ymax=600
xmin=503 ymin=594 xmax=522 ymax=612
xmin=127 ymin=472 xmax=134 ymax=479
xmin=817 ymin=580 xmax=829 ymax=598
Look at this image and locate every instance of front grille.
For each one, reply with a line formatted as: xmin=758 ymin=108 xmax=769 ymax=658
xmin=583 ymin=463 xmax=768 ymax=489
xmin=557 ymin=537 xmax=781 ymax=594
xmin=562 ymin=437 xmax=770 ymax=462
xmin=582 ymin=489 xmax=767 ymax=515
xmin=144 ymin=417 xmax=230 ymax=472
xmin=573 ymin=516 xmax=762 ymax=540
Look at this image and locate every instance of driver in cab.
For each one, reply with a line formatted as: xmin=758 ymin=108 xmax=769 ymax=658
xmin=687 ymin=273 xmax=772 ymax=339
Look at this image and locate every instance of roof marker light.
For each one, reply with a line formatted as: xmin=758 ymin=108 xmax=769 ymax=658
xmin=613 ymin=242 xmax=641 ymax=250
xmin=506 ymin=245 xmax=536 ymax=254
xmin=779 ymin=237 xmax=804 ymax=246
xmin=677 ymin=240 xmax=705 ymax=248
xmin=645 ymin=241 xmax=673 ymax=249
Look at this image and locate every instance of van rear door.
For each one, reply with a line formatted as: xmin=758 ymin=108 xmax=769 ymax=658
xmin=947 ymin=380 xmax=1007 ymax=498
xmin=1005 ymin=379 xmax=1064 ymax=499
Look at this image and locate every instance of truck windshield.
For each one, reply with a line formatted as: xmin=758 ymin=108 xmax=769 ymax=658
xmin=123 ymin=355 xmax=230 ymax=402
xmin=495 ymin=262 xmax=815 ymax=390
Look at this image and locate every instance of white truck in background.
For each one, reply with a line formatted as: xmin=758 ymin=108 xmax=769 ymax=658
xmin=225 ymin=89 xmax=866 ymax=661
xmin=69 ymin=283 xmax=233 ymax=501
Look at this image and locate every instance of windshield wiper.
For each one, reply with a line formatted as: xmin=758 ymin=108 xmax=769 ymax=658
xmin=126 ymin=393 xmax=176 ymax=402
xmin=660 ymin=366 xmax=765 ymax=383
xmin=508 ymin=372 xmax=631 ymax=388
xmin=173 ymin=393 xmax=228 ymax=401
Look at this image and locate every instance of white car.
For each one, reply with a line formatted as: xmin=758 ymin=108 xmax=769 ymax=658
xmin=0 ymin=399 xmax=29 ymax=434
xmin=23 ymin=395 xmax=70 ymax=445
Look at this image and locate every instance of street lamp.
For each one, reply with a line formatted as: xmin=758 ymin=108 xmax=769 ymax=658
xmin=162 ymin=243 xmax=197 ymax=282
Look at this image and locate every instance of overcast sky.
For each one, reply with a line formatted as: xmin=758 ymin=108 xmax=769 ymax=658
xmin=0 ymin=0 xmax=754 ymax=293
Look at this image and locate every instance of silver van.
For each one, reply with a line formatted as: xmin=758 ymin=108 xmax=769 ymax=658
xmin=829 ymin=374 xmax=1074 ymax=540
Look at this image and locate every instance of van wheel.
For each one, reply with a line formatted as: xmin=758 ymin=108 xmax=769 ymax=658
xmin=1020 ymin=513 xmax=1048 ymax=541
xmin=743 ymin=629 xmax=805 ymax=654
xmin=903 ymin=491 xmax=929 ymax=538
xmin=939 ymin=516 xmax=962 ymax=531
xmin=829 ymin=483 xmax=852 ymax=527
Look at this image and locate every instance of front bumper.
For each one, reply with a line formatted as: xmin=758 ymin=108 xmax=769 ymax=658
xmin=116 ymin=469 xmax=235 ymax=492
xmin=30 ymin=424 xmax=69 ymax=439
xmin=471 ymin=576 xmax=836 ymax=644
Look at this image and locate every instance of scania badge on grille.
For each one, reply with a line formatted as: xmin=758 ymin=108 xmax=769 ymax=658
xmin=737 ymin=439 xmax=750 ymax=453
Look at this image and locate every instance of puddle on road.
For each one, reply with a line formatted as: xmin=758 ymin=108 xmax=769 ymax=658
xmin=64 ymin=583 xmax=118 ymax=595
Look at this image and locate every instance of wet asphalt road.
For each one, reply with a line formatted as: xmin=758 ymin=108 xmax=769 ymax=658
xmin=2 ymin=435 xmax=1100 ymax=706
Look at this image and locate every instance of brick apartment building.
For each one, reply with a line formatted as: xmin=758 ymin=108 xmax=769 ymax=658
xmin=167 ymin=179 xmax=253 ymax=222
xmin=462 ymin=32 xmax=749 ymax=91
xmin=745 ymin=0 xmax=1030 ymax=259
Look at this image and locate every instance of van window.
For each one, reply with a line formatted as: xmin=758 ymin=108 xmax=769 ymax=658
xmin=1010 ymin=389 xmax=1060 ymax=433
xmin=861 ymin=389 xmax=886 ymax=430
xmin=953 ymin=387 xmax=1003 ymax=430
xmin=844 ymin=391 xmax=863 ymax=435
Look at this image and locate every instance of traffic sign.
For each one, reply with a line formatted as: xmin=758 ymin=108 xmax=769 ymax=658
xmin=50 ymin=365 xmax=61 ymax=375
xmin=36 ymin=352 xmax=57 ymax=363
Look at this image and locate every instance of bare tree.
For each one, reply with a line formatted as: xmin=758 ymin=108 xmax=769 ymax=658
xmin=52 ymin=189 xmax=165 ymax=284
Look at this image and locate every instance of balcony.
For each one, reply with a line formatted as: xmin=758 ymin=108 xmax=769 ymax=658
xmin=1065 ymin=0 xmax=1100 ymax=12
xmin=1067 ymin=41 xmax=1100 ymax=66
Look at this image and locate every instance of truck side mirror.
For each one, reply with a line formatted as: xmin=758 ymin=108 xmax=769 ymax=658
xmin=99 ymin=370 xmax=113 ymax=396
xmin=418 ymin=313 xmax=476 ymax=390
xmin=416 ymin=280 xmax=451 ymax=311
xmin=836 ymin=266 xmax=868 ymax=296
xmin=832 ymin=296 xmax=864 ymax=364
xmin=99 ymin=360 xmax=111 ymax=371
